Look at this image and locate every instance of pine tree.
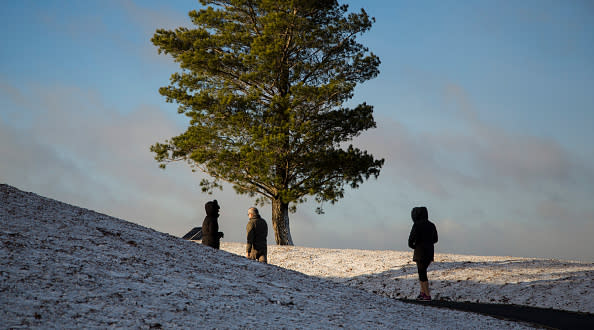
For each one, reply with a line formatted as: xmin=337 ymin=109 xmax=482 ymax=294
xmin=151 ymin=0 xmax=384 ymax=245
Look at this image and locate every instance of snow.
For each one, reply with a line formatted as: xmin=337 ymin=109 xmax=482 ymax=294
xmin=1 ymin=184 xmax=591 ymax=329
xmin=221 ymin=243 xmax=594 ymax=314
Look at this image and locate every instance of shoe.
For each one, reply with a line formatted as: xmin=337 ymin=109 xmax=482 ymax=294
xmin=416 ymin=293 xmax=424 ymax=300
xmin=420 ymin=293 xmax=431 ymax=301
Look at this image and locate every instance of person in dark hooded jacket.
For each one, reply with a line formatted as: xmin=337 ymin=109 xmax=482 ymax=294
xmin=408 ymin=206 xmax=438 ymax=301
xmin=201 ymin=200 xmax=224 ymax=249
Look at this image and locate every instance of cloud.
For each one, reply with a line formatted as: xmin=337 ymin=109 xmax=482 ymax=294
xmin=442 ymin=83 xmax=581 ymax=190
xmin=438 ymin=217 xmax=594 ymax=261
xmin=0 ymin=80 xmax=30 ymax=112
xmin=340 ymin=81 xmax=594 ymax=260
xmin=354 ymin=118 xmax=455 ymax=197
xmin=0 ymin=117 xmax=85 ymax=192
xmin=355 ymin=82 xmax=594 ymax=201
xmin=0 ymin=81 xmax=197 ymax=232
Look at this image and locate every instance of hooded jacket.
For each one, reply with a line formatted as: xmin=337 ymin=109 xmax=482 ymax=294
xmin=246 ymin=215 xmax=268 ymax=258
xmin=408 ymin=206 xmax=438 ymax=262
xmin=202 ymin=200 xmax=224 ymax=249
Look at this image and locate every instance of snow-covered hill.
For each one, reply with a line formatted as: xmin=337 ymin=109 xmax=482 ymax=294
xmin=221 ymin=243 xmax=594 ymax=313
xmin=0 ymin=184 xmax=549 ymax=328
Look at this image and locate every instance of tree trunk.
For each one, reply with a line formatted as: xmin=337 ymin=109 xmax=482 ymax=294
xmin=271 ymin=198 xmax=294 ymax=245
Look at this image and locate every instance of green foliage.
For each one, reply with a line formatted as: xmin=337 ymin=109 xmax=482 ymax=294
xmin=151 ymin=0 xmax=384 ymax=213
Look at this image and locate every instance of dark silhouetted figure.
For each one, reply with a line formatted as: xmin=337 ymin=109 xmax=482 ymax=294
xmin=202 ymin=200 xmax=224 ymax=249
xmin=408 ymin=206 xmax=438 ymax=301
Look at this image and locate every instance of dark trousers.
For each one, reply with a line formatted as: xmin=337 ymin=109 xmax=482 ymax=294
xmin=416 ymin=260 xmax=431 ymax=282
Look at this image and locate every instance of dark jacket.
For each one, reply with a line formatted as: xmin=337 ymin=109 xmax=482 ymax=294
xmin=246 ymin=216 xmax=268 ymax=257
xmin=202 ymin=200 xmax=224 ymax=249
xmin=408 ymin=206 xmax=438 ymax=262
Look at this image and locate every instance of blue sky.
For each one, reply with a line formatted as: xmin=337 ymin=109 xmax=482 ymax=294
xmin=1 ymin=0 xmax=593 ymax=261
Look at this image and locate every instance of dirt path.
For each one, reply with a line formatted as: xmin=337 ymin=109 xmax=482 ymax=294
xmin=399 ymin=298 xmax=594 ymax=329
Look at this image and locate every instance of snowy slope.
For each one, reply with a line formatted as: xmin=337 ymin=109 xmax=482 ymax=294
xmin=1 ymin=184 xmax=533 ymax=328
xmin=220 ymin=244 xmax=594 ymax=313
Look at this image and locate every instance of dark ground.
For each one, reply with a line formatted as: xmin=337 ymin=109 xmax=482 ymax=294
xmin=399 ymin=298 xmax=594 ymax=329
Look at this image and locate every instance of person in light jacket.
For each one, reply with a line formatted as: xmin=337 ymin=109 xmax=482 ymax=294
xmin=408 ymin=206 xmax=438 ymax=301
xmin=246 ymin=207 xmax=268 ymax=263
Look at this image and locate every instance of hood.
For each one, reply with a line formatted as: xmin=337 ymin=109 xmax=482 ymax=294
xmin=205 ymin=200 xmax=220 ymax=217
xmin=411 ymin=206 xmax=428 ymax=223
